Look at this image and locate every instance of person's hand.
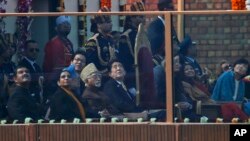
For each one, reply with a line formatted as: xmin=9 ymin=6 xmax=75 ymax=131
xmin=198 ymin=74 xmax=207 ymax=81
xmin=98 ymin=109 xmax=111 ymax=117
xmin=176 ymin=102 xmax=192 ymax=111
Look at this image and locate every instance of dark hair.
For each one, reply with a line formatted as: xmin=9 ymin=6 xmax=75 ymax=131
xmin=56 ymin=69 xmax=71 ymax=82
xmin=107 ymin=59 xmax=123 ymax=73
xmin=158 ymin=0 xmax=173 ymax=11
xmin=233 ymin=58 xmax=249 ymax=68
xmin=71 ymin=49 xmax=86 ymax=61
xmin=24 ymin=40 xmax=37 ymax=50
xmin=14 ymin=65 xmax=30 ymax=77
xmin=232 ymin=58 xmax=249 ymax=79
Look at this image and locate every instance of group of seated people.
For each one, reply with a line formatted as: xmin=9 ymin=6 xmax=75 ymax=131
xmin=174 ymin=39 xmax=250 ymax=122
xmin=1 ymin=33 xmax=250 ymax=123
xmin=0 ymin=49 xmax=164 ymax=122
xmin=0 ymin=0 xmax=250 ymax=123
xmin=0 ymin=0 xmax=169 ymax=123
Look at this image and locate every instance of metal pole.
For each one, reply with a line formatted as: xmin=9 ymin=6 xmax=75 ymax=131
xmin=177 ymin=0 xmax=184 ymax=41
xmin=165 ymin=12 xmax=173 ymax=123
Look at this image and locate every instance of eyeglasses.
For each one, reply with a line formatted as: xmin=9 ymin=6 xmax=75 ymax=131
xmin=29 ymin=48 xmax=39 ymax=53
xmin=74 ymin=58 xmax=85 ymax=63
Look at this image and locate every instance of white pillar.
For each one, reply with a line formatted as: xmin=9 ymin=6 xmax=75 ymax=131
xmin=177 ymin=0 xmax=184 ymax=41
xmin=64 ymin=0 xmax=79 ymax=50
xmin=5 ymin=0 xmax=17 ymax=34
xmin=111 ymin=0 xmax=119 ymax=31
xmin=86 ymin=0 xmax=99 ymax=38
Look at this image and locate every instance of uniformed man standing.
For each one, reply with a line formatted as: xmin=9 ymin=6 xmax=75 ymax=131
xmin=118 ymin=1 xmax=145 ymax=89
xmin=118 ymin=1 xmax=145 ymax=74
xmin=83 ymin=6 xmax=116 ymax=73
xmin=43 ymin=16 xmax=74 ymax=99
xmin=43 ymin=16 xmax=74 ymax=74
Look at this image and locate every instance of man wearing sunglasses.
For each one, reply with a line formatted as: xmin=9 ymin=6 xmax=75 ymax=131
xmin=18 ymin=40 xmax=44 ymax=104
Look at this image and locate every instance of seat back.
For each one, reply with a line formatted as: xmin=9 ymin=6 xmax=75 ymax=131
xmin=134 ymin=24 xmax=164 ymax=109
xmin=201 ymin=101 xmax=243 ymax=122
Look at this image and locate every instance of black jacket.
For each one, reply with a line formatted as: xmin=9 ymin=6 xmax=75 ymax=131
xmin=0 ymin=72 xmax=8 ymax=118
xmin=147 ymin=17 xmax=165 ymax=55
xmin=147 ymin=17 xmax=179 ymax=56
xmin=7 ymin=85 xmax=42 ymax=121
xmin=103 ymin=78 xmax=141 ymax=113
xmin=118 ymin=27 xmax=137 ymax=73
xmin=49 ymin=87 xmax=84 ymax=122
xmin=18 ymin=58 xmax=43 ymax=103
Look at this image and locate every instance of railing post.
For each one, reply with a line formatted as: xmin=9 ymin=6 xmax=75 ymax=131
xmin=177 ymin=0 xmax=184 ymax=41
xmin=164 ymin=12 xmax=173 ymax=123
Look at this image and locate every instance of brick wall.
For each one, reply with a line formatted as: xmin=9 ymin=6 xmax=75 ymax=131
xmin=183 ymin=0 xmax=250 ymax=70
xmin=126 ymin=0 xmax=250 ymax=71
xmin=126 ymin=0 xmax=158 ymax=10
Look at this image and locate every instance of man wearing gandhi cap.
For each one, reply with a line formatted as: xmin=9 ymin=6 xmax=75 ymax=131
xmin=81 ymin=63 xmax=121 ymax=118
xmin=43 ymin=15 xmax=74 ymax=96
xmin=83 ymin=6 xmax=116 ymax=74
xmin=80 ymin=63 xmax=101 ymax=87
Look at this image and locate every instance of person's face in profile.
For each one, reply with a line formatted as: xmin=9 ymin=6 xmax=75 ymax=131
xmin=173 ymin=56 xmax=181 ymax=72
xmin=109 ymin=62 xmax=126 ymax=81
xmin=234 ymin=63 xmax=248 ymax=76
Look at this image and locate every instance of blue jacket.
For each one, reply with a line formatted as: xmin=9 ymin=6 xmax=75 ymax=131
xmin=211 ymin=71 xmax=245 ymax=101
